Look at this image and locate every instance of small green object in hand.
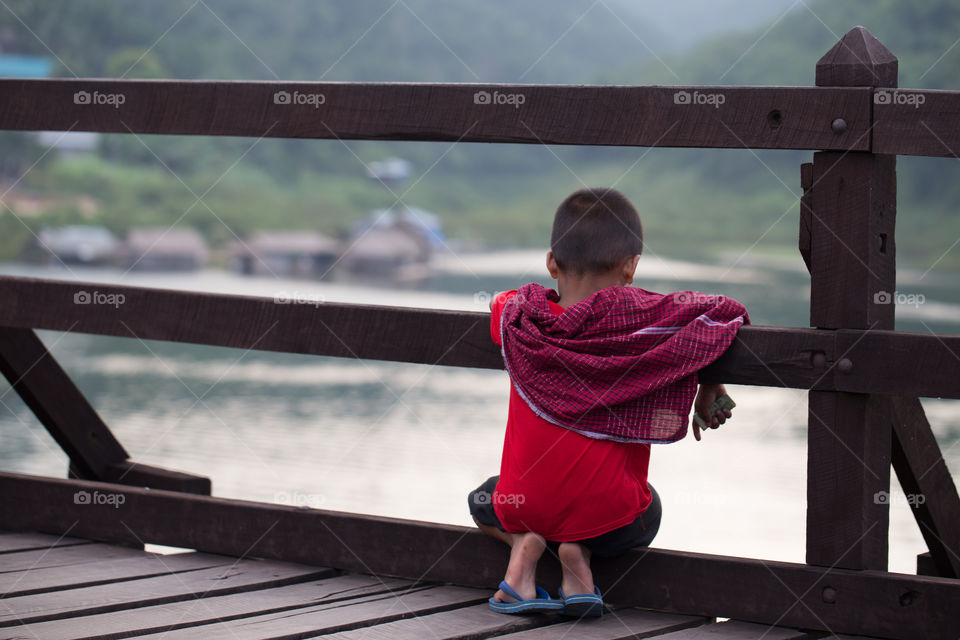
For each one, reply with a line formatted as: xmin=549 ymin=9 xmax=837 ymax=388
xmin=694 ymin=394 xmax=736 ymax=429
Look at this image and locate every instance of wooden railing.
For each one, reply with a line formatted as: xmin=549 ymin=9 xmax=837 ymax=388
xmin=1 ymin=25 xmax=959 ymax=640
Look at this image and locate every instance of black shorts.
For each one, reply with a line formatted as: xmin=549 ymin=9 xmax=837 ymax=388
xmin=467 ymin=475 xmax=661 ymax=558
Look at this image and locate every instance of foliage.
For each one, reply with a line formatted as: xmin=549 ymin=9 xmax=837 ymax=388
xmin=1 ymin=0 xmax=959 ymax=271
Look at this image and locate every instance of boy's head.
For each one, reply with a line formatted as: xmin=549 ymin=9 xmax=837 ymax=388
xmin=549 ymin=188 xmax=643 ymax=276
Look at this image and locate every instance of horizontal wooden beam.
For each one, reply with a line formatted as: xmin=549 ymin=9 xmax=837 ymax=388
xmin=69 ymin=460 xmax=212 ymax=495
xmin=0 ymin=275 xmax=501 ymax=369
xmin=0 ymin=471 xmax=956 ymax=640
xmin=697 ymin=325 xmax=835 ymax=390
xmin=1 ymin=276 xmax=959 ymax=397
xmin=833 ymin=329 xmax=960 ymax=398
xmin=873 ymin=88 xmax=960 ymax=156
xmin=0 ymin=275 xmax=823 ymax=390
xmin=0 ymin=79 xmax=870 ymax=151
xmin=101 ymin=460 xmax=211 ymax=495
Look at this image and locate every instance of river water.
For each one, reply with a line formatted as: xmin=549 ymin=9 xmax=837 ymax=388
xmin=1 ymin=250 xmax=958 ymax=574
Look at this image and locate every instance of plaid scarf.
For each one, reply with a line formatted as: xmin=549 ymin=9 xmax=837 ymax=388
xmin=500 ymin=282 xmax=749 ymax=443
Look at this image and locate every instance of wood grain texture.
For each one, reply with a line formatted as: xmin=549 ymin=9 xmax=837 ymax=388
xmin=806 ymin=392 xmax=891 ymax=570
xmin=805 ymin=28 xmax=898 ymax=572
xmin=807 ymin=151 xmax=896 ymax=330
xmin=873 ymin=89 xmax=960 ymax=156
xmin=100 ymin=460 xmax=211 ymax=495
xmin=0 ymin=548 xmax=232 ymax=598
xmin=0 ymin=531 xmax=91 ymax=554
xmin=10 ymin=275 xmax=960 ymax=396
xmin=322 ymin=603 xmax=556 ymax=640
xmin=129 ymin=585 xmax=488 ymax=640
xmin=495 ymin=608 xmax=708 ymax=639
xmin=697 ymin=325 xmax=835 ymax=391
xmin=816 ymin=26 xmax=897 ymax=89
xmin=2 ymin=574 xmax=407 ymax=638
xmin=0 ymin=80 xmax=870 ymax=151
xmin=0 ymin=472 xmax=956 ymax=640
xmin=0 ymin=275 xmax=501 ymax=370
xmin=889 ymin=396 xmax=960 ymax=578
xmin=0 ymin=542 xmax=146 ymax=573
xmin=649 ymin=620 xmax=811 ymax=639
xmin=811 ymin=26 xmax=897 ymax=330
xmin=833 ymin=329 xmax=960 ymax=398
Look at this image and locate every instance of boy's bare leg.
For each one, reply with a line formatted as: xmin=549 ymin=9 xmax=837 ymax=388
xmin=494 ymin=531 xmax=547 ymax=602
xmin=474 ymin=517 xmax=547 ymax=602
xmin=558 ymin=542 xmax=595 ymax=596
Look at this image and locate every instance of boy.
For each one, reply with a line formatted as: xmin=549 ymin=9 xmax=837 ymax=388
xmin=468 ymin=187 xmax=748 ymax=617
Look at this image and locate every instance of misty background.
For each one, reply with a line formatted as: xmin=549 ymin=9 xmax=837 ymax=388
xmin=0 ymin=1 xmax=958 ymax=573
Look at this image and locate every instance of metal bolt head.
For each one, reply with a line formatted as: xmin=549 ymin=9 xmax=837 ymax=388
xmin=831 ymin=118 xmax=847 ymax=134
xmin=811 ymin=352 xmax=826 ymax=368
xmin=822 ymin=586 xmax=837 ymax=604
xmin=837 ymin=358 xmax=853 ymax=372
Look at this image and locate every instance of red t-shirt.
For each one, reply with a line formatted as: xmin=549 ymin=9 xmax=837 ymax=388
xmin=491 ymin=290 xmax=652 ymax=541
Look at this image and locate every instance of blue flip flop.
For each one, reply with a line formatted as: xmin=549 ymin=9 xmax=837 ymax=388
xmin=488 ymin=580 xmax=564 ymax=614
xmin=558 ymin=586 xmax=604 ymax=617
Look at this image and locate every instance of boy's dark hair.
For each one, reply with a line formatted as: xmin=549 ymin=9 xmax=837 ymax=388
xmin=550 ymin=188 xmax=643 ymax=275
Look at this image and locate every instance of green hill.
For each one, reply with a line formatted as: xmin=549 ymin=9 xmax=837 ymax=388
xmin=1 ymin=0 xmax=959 ymax=273
xmin=603 ymin=0 xmax=960 ymax=271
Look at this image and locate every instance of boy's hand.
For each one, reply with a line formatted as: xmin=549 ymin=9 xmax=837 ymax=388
xmin=692 ymin=383 xmax=732 ymax=441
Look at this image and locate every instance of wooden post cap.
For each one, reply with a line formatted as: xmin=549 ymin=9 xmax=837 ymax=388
xmin=816 ymin=26 xmax=897 ymax=87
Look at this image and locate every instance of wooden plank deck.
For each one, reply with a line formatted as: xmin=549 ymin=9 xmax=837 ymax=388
xmin=0 ymin=532 xmax=885 ymax=640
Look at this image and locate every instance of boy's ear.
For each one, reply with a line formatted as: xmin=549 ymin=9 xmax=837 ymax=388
xmin=622 ymin=254 xmax=640 ymax=285
xmin=546 ymin=251 xmax=560 ymax=279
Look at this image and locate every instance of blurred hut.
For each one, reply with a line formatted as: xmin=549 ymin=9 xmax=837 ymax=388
xmin=34 ymin=225 xmax=119 ymax=265
xmin=120 ymin=228 xmax=209 ymax=271
xmin=229 ymin=231 xmax=340 ymax=278
xmin=342 ymin=207 xmax=443 ymax=280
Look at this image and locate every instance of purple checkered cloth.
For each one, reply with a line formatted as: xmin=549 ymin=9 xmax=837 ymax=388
xmin=499 ymin=283 xmax=749 ymax=443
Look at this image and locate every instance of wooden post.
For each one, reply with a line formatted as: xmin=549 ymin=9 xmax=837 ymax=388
xmin=806 ymin=27 xmax=897 ymax=570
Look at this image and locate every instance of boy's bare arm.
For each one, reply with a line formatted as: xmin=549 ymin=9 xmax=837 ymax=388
xmin=691 ymin=383 xmax=733 ymax=441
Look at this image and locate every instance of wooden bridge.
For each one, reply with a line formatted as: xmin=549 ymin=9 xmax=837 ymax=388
xmin=1 ymin=26 xmax=959 ymax=639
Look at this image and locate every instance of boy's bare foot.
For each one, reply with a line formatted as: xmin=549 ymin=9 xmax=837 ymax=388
xmin=492 ymin=532 xmax=547 ymax=602
xmin=558 ymin=542 xmax=595 ymax=596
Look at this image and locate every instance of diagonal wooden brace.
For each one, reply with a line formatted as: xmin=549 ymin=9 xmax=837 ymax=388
xmin=889 ymin=396 xmax=960 ymax=577
xmin=0 ymin=327 xmax=210 ymax=495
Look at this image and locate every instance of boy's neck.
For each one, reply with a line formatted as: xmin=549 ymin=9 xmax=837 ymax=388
xmin=555 ymin=272 xmax=628 ymax=308
xmin=546 ymin=252 xmax=640 ymax=308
